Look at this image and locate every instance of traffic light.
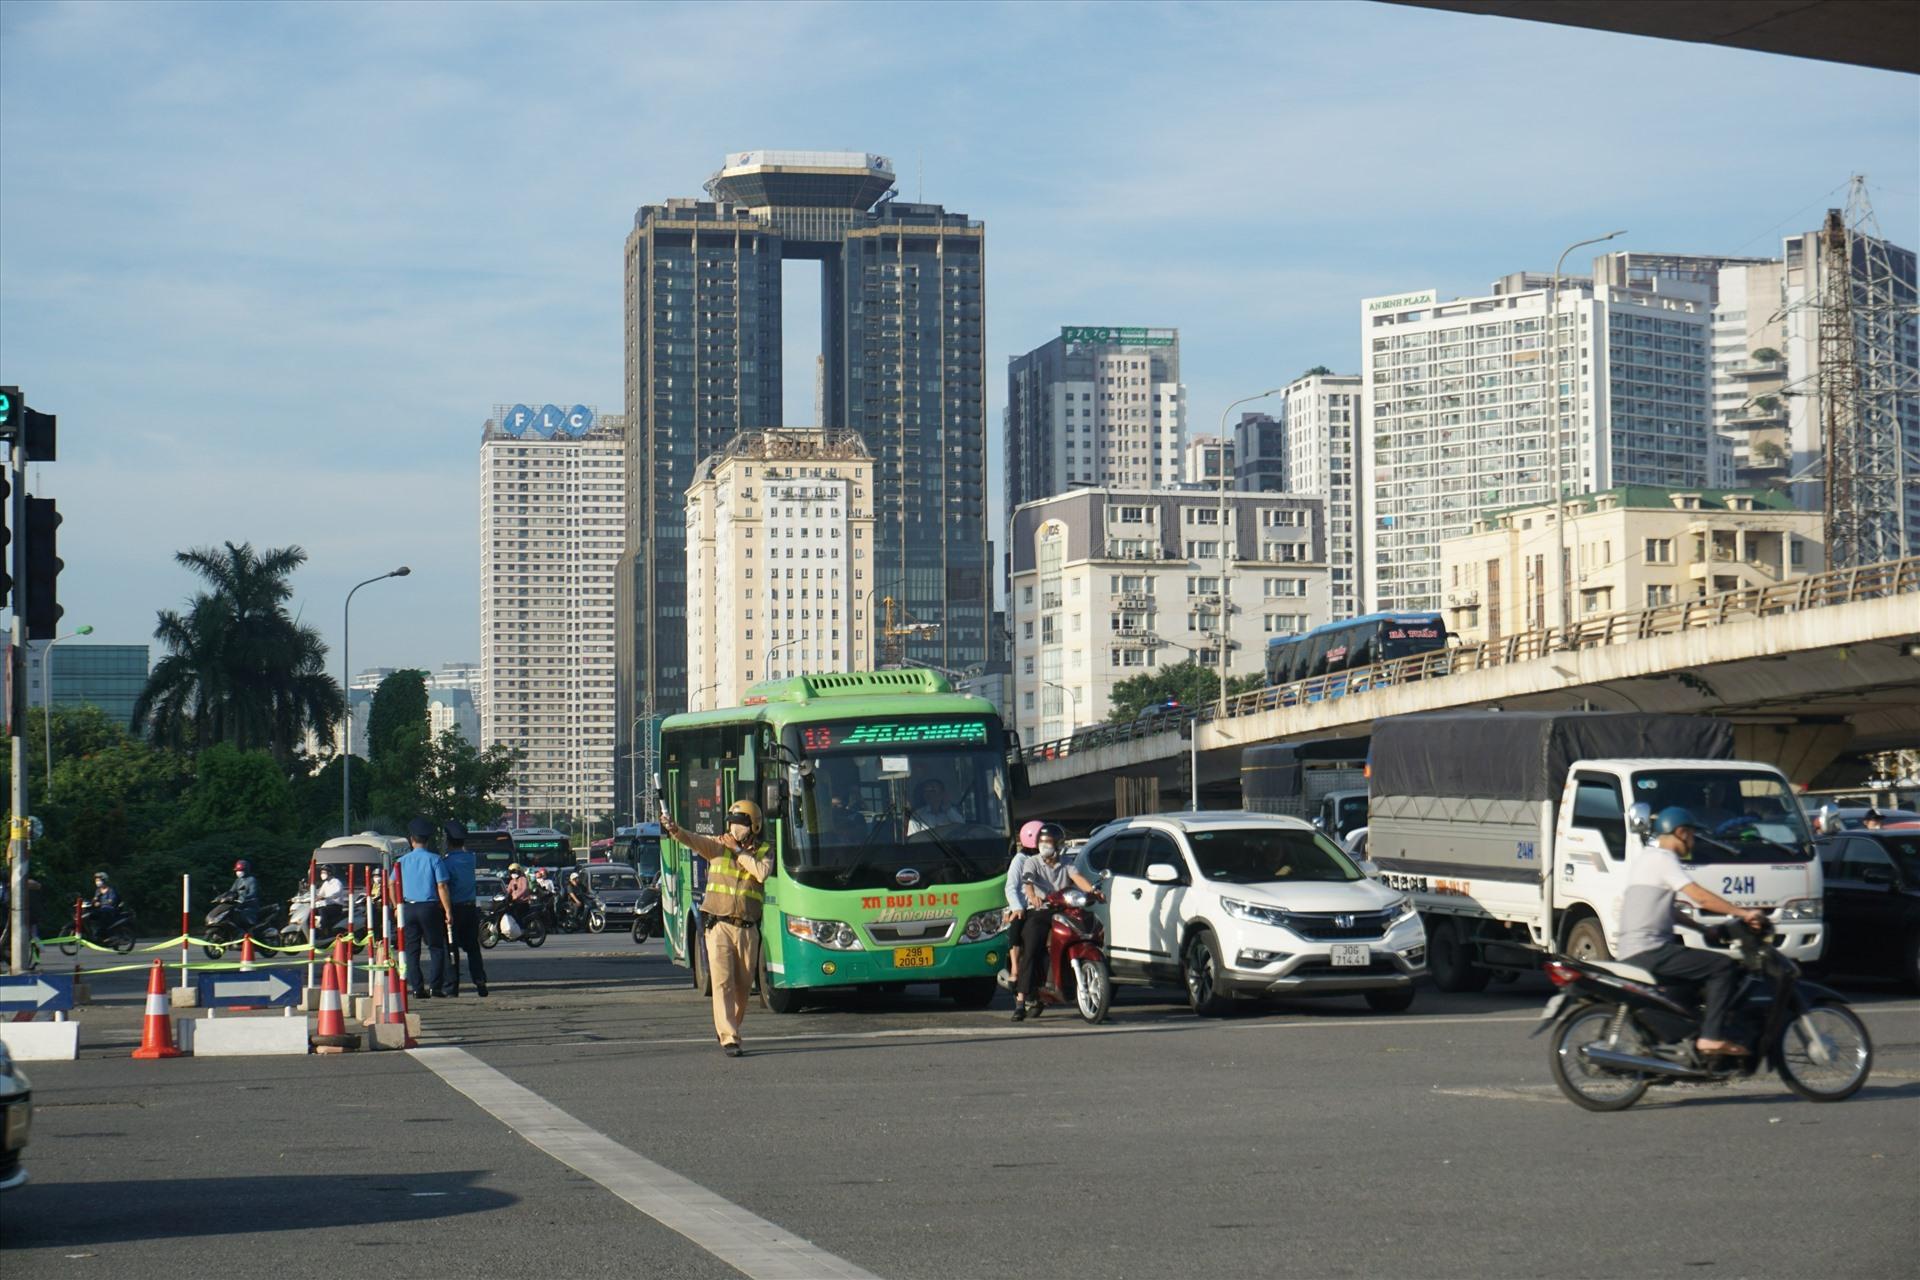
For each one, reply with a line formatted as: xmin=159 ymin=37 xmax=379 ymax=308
xmin=22 ymin=408 xmax=55 ymax=462
xmin=24 ymin=496 xmax=61 ymax=641
xmin=0 ymin=470 xmax=10 ymax=609
xmin=0 ymin=386 xmax=20 ymax=442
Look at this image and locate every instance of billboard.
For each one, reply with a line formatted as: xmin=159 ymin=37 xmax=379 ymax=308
xmin=1061 ymin=326 xmax=1176 ymax=347
xmin=497 ymin=404 xmax=595 ymax=437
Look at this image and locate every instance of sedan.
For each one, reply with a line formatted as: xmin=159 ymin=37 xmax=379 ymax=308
xmin=1817 ymin=830 xmax=1920 ymax=990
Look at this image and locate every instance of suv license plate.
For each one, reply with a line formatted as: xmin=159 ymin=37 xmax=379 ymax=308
xmin=1330 ymin=944 xmax=1370 ymax=967
xmin=893 ymin=946 xmax=935 ymax=968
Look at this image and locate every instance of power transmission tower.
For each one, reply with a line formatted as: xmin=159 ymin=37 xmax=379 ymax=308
xmin=1818 ymin=177 xmax=1917 ymax=568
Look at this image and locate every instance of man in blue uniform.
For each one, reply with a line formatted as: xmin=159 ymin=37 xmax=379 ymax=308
xmin=441 ymin=821 xmax=488 ymax=998
xmin=397 ymin=817 xmax=453 ymax=999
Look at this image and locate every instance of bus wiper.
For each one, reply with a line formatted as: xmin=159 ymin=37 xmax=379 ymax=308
xmin=911 ymin=820 xmax=985 ymax=881
xmin=834 ymin=812 xmax=895 ymax=885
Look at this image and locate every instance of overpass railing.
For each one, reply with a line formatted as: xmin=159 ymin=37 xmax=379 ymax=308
xmin=1021 ymin=555 xmax=1919 ymax=764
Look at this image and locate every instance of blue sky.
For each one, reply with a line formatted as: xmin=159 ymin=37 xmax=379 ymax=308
xmin=2 ymin=0 xmax=1914 ymax=674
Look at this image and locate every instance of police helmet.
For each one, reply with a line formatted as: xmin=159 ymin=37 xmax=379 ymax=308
xmin=726 ymin=799 xmax=763 ymax=834
xmin=234 ymin=859 xmax=251 ymax=874
xmin=1654 ymin=807 xmax=1700 ymax=836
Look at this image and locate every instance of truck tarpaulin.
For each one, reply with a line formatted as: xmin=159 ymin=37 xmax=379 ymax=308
xmin=1369 ymin=712 xmax=1733 ymax=803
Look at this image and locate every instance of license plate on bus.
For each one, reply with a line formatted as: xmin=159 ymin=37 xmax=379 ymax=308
xmin=1330 ymin=944 xmax=1370 ymax=967
xmin=892 ymin=946 xmax=935 ymax=969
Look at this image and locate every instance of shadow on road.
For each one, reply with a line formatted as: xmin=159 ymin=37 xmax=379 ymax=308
xmin=0 ymin=1171 xmax=514 ymax=1249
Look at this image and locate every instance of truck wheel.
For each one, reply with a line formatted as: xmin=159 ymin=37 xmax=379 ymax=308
xmin=1564 ymin=917 xmax=1612 ymax=964
xmin=1183 ymin=930 xmax=1233 ymax=1017
xmin=1425 ymin=917 xmax=1491 ymax=993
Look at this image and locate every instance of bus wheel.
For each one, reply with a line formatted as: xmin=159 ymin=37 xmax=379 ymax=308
xmin=762 ymin=951 xmax=805 ymax=1014
xmin=688 ymin=918 xmax=711 ymax=995
xmin=942 ymin=978 xmax=997 ymax=1010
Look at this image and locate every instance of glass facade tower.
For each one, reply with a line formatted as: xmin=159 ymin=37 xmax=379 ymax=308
xmin=617 ymin=152 xmax=988 ymax=813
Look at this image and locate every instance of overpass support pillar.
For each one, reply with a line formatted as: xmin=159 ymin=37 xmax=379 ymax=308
xmin=1116 ymin=776 xmax=1161 ymax=818
xmin=1728 ymin=722 xmax=1855 ymax=787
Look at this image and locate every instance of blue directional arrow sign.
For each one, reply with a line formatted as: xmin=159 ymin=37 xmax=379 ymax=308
xmin=198 ymin=970 xmax=304 ymax=1009
xmin=0 ymin=973 xmax=74 ymax=1012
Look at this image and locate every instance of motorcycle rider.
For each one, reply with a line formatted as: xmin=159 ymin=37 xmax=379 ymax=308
xmin=564 ymin=870 xmax=594 ymax=927
xmin=1618 ymin=807 xmax=1769 ymax=1057
xmin=314 ymin=865 xmax=349 ymax=938
xmin=90 ymin=872 xmax=122 ymax=915
xmin=229 ymin=859 xmax=263 ymax=931
xmin=1012 ymin=823 xmax=1097 ymax=1022
xmin=503 ymin=863 xmax=533 ymax=929
xmin=997 ymin=821 xmax=1044 ymax=992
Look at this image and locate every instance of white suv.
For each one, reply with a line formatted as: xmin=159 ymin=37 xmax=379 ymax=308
xmin=1074 ymin=812 xmax=1427 ymax=1014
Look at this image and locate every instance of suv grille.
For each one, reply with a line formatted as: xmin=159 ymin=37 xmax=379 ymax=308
xmin=1285 ymin=910 xmax=1393 ymax=940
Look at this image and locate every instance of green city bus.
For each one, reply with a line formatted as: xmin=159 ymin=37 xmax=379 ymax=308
xmin=657 ymin=669 xmax=1026 ymax=1012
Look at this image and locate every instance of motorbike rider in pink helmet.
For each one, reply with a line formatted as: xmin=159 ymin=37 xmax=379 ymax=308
xmin=999 ymin=821 xmax=1047 ymax=991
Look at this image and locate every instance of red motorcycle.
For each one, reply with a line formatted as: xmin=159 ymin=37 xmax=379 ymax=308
xmin=1027 ymin=887 xmax=1112 ymax=1024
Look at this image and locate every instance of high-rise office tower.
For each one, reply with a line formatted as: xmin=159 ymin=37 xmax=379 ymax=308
xmin=482 ymin=404 xmax=625 ymax=822
xmin=1005 ymin=327 xmax=1186 ymax=518
xmin=1360 ymin=256 xmax=1716 ymax=614
xmin=1233 ymin=411 xmax=1287 ymax=492
xmin=618 ymin=152 xmax=987 ymax=811
xmin=1279 ymin=372 xmax=1364 ymax=620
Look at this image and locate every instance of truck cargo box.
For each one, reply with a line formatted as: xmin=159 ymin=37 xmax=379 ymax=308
xmin=1369 ymin=711 xmax=1733 ymax=803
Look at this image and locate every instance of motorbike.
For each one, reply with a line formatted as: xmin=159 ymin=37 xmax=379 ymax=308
xmin=1537 ymin=915 xmax=1874 ymax=1112
xmin=557 ymin=894 xmax=604 ymax=934
xmin=481 ymin=894 xmax=547 ymax=949
xmin=278 ymin=888 xmax=369 ymax=949
xmin=1020 ymin=887 xmax=1112 ymax=1024
xmin=631 ymin=884 xmax=662 ymax=945
xmin=61 ymin=898 xmax=137 ymax=955
xmin=203 ymin=891 xmax=284 ymax=959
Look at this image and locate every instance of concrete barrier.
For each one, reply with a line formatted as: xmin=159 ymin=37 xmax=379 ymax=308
xmin=177 ymin=1015 xmax=311 ymax=1057
xmin=0 ymin=1021 xmax=80 ymax=1061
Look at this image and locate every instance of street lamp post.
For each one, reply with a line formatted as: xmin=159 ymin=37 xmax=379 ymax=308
xmin=341 ymin=566 xmax=411 ymax=836
xmin=1547 ymin=230 xmax=1625 ymax=637
xmin=1042 ymin=679 xmax=1079 ymax=737
xmin=1217 ymin=390 xmax=1284 ymax=718
xmin=43 ymin=624 xmax=93 ymax=796
xmin=765 ymin=637 xmax=803 ymax=681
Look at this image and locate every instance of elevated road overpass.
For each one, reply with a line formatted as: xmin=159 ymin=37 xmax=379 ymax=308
xmin=1023 ymin=558 xmax=1920 ymax=823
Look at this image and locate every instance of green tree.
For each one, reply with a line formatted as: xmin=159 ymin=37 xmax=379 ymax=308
xmin=418 ymin=730 xmax=519 ymax=830
xmin=132 ymin=542 xmax=344 ymax=763
xmin=1106 ymin=660 xmax=1265 ymax=723
xmin=365 ymin=669 xmax=429 ymax=761
xmin=170 ymin=743 xmax=296 ymax=839
xmin=365 ymin=670 xmax=431 ymax=828
xmin=1296 ymin=364 xmax=1335 ymax=380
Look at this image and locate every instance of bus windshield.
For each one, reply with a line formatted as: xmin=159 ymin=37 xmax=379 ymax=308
xmin=1631 ymin=769 xmax=1814 ymax=862
xmin=782 ymin=717 xmax=1012 ymax=891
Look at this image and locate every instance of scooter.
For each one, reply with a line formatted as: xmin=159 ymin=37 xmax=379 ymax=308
xmin=279 ymin=888 xmax=369 ymax=948
xmin=60 ymin=898 xmax=136 ymax=955
xmin=1537 ymin=915 xmax=1873 ymax=1112
xmin=631 ymin=884 xmax=662 ymax=945
xmin=1018 ymin=887 xmax=1111 ymax=1024
xmin=203 ymin=892 xmax=284 ymax=959
xmin=481 ymin=894 xmax=547 ymax=949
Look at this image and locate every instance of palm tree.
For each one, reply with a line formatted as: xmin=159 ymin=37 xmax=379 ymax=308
xmin=133 ymin=542 xmax=345 ymax=763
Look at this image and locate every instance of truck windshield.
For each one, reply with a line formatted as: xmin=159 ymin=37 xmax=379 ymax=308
xmin=1187 ymin=828 xmax=1362 ymax=884
xmin=1631 ymin=769 xmax=1813 ymax=862
xmin=783 ymin=718 xmax=1012 ymax=891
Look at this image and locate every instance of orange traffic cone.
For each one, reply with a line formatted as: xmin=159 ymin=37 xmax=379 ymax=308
xmin=380 ymin=966 xmax=416 ymax=1049
xmin=363 ymin=959 xmax=387 ymax=1027
xmin=232 ymin=933 xmax=259 ymax=1010
xmin=131 ymin=959 xmax=182 ymax=1059
xmin=311 ymin=953 xmax=359 ymax=1054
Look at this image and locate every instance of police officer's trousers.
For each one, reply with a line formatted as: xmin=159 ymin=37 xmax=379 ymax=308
xmin=402 ymin=901 xmax=449 ymax=996
xmin=447 ymin=901 xmax=487 ymax=994
xmin=706 ymin=919 xmax=759 ymax=1047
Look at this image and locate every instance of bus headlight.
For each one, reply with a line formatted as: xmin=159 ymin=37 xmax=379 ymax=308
xmin=1776 ymin=897 xmax=1822 ymax=922
xmin=786 ymin=915 xmax=864 ymax=950
xmin=961 ymin=909 xmax=1007 ymax=942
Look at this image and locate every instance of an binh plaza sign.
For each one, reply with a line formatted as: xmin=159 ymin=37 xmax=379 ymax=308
xmin=496 ymin=404 xmax=596 ymax=437
xmin=1365 ymin=290 xmax=1437 ymax=314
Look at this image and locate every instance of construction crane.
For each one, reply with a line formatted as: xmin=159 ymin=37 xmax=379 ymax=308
xmin=878 ymin=596 xmax=940 ymax=669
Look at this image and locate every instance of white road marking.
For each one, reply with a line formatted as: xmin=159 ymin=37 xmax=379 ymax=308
xmin=411 ymin=1046 xmax=880 ymax=1280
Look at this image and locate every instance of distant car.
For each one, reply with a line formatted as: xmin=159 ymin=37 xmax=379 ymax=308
xmin=475 ymin=871 xmax=505 ymax=903
xmin=1817 ymin=830 xmax=1920 ymax=990
xmin=1812 ymin=806 xmax=1920 ymax=835
xmin=582 ymin=864 xmax=647 ymax=926
xmin=1072 ymin=812 xmax=1425 ymax=1015
xmin=0 ymin=1037 xmax=30 ymax=1191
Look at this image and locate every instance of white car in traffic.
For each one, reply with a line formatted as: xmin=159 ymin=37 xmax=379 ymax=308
xmin=1074 ymin=812 xmax=1427 ymax=1014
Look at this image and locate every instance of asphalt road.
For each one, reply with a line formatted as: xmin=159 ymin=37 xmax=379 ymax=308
xmin=5 ymin=933 xmax=1918 ymax=1279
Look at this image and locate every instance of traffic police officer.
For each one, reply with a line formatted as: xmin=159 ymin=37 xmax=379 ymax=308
xmin=661 ymin=799 xmax=772 ymax=1057
xmin=397 ymin=817 xmax=453 ymax=998
xmin=441 ymin=821 xmax=488 ymax=998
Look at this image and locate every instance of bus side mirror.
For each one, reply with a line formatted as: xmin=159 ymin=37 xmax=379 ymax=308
xmin=1010 ymin=760 xmax=1031 ymax=799
xmin=766 ymin=778 xmax=789 ymax=816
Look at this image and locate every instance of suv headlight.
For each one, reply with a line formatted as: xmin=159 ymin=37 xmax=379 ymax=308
xmin=786 ymin=915 xmax=864 ymax=950
xmin=1384 ymin=896 xmax=1416 ymax=926
xmin=961 ymin=908 xmax=1008 ymax=942
xmin=1776 ymin=897 xmax=1822 ymax=922
xmin=1220 ymin=897 xmax=1292 ymax=928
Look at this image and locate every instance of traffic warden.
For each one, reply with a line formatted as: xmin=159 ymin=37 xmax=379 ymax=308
xmin=397 ymin=817 xmax=454 ymax=999
xmin=661 ymin=799 xmax=772 ymax=1057
xmin=441 ymin=821 xmax=488 ymax=998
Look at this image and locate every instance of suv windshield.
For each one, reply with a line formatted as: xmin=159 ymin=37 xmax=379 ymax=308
xmin=1186 ymin=827 xmax=1362 ymax=885
xmin=1631 ymin=769 xmax=1814 ymax=863
xmin=783 ymin=718 xmax=1011 ymax=891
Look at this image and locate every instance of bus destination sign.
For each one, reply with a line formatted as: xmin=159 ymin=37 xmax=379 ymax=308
xmin=801 ymin=720 xmax=991 ymax=751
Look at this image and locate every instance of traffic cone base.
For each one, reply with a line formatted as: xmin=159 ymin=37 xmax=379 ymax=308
xmin=311 ymin=948 xmax=360 ymax=1053
xmin=132 ymin=959 xmax=183 ymax=1059
xmin=379 ymin=965 xmax=417 ymax=1049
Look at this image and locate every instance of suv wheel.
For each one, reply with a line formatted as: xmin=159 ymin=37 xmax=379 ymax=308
xmin=1364 ymin=987 xmax=1415 ymax=1013
xmin=1183 ymin=930 xmax=1232 ymax=1017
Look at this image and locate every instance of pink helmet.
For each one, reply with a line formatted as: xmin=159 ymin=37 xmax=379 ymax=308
xmin=1018 ymin=820 xmax=1045 ymax=851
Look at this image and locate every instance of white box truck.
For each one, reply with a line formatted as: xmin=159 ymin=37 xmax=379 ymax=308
xmin=1366 ymin=711 xmax=1824 ymax=991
